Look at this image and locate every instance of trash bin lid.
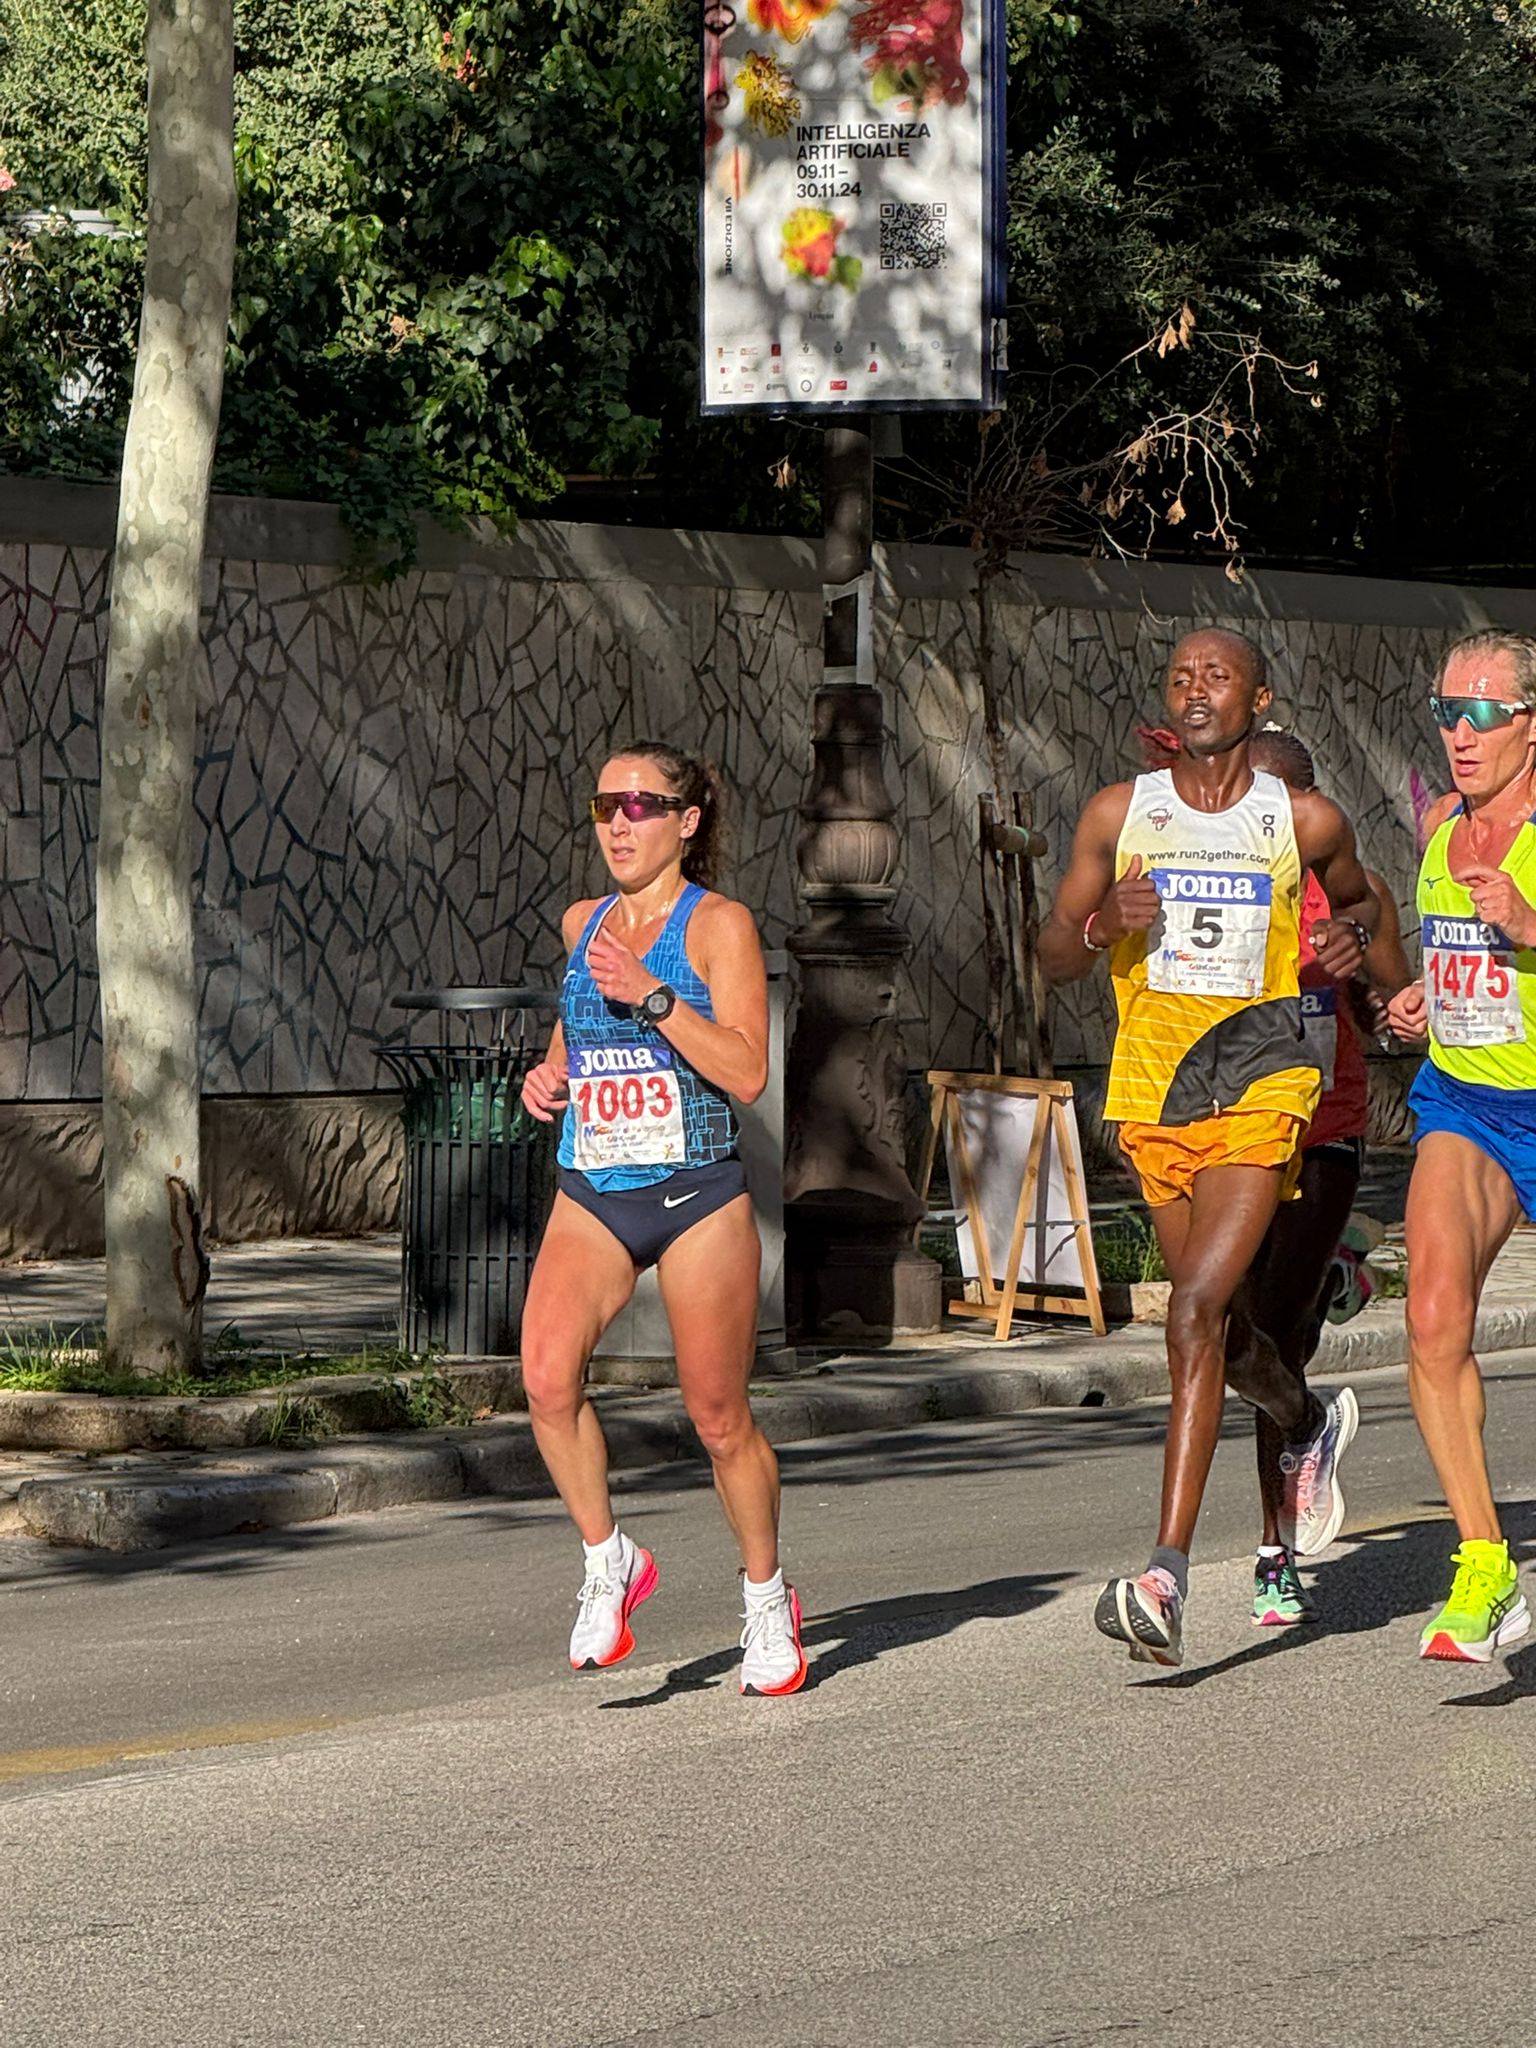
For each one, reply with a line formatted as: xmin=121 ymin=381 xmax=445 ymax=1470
xmin=394 ymin=987 xmax=560 ymax=1013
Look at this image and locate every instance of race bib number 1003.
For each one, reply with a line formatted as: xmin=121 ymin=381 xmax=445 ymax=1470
xmin=570 ymin=1044 xmax=686 ymax=1170
xmin=1148 ymin=867 xmax=1274 ymax=1000
xmin=1423 ymin=914 xmax=1525 ymax=1046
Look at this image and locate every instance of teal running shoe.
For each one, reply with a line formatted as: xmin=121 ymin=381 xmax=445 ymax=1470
xmin=1252 ymin=1549 xmax=1315 ymax=1628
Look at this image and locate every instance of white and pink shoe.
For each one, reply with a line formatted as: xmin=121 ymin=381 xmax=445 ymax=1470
xmin=739 ymin=1584 xmax=807 ymax=1696
xmin=569 ymin=1538 xmax=658 ymax=1671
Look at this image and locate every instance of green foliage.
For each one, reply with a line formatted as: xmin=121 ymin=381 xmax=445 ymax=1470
xmin=981 ymin=0 xmax=1536 ymax=569
xmin=399 ymin=1362 xmax=475 ymax=1429
xmin=1091 ymin=1213 xmax=1168 ymax=1285
xmin=0 ymin=1335 xmax=435 ymax=1399
xmin=5 ymin=0 xmax=1536 ymax=570
xmin=0 ymin=0 xmax=421 ymax=219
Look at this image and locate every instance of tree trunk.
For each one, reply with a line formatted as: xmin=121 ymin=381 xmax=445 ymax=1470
xmin=97 ymin=0 xmax=235 ymax=1374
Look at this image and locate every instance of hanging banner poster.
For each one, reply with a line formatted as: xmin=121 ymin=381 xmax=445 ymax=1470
xmin=699 ymin=0 xmax=1005 ymax=414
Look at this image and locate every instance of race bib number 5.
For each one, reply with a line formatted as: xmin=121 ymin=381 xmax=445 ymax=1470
xmin=1424 ymin=913 xmax=1525 ymax=1046
xmin=1147 ymin=867 xmax=1273 ymax=1000
xmin=570 ymin=1044 xmax=686 ymax=1170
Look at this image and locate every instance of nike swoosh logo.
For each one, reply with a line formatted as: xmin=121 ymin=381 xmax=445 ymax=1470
xmin=662 ymin=1190 xmax=701 ymax=1210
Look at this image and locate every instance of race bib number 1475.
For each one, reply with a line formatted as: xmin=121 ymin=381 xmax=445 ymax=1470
xmin=1424 ymin=914 xmax=1525 ymax=1046
xmin=1148 ymin=867 xmax=1274 ymax=1000
xmin=570 ymin=1044 xmax=686 ymax=1170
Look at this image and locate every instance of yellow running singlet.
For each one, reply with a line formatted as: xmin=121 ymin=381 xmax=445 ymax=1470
xmin=1105 ymin=768 xmax=1322 ymax=1127
xmin=1418 ymin=806 xmax=1536 ymax=1091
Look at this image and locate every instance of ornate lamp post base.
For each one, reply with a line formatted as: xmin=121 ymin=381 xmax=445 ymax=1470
xmin=783 ymin=745 xmax=942 ymax=1342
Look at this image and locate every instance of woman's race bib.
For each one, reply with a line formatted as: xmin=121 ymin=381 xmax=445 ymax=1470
xmin=569 ymin=1044 xmax=686 ymax=1170
xmin=1300 ymin=985 xmax=1339 ymax=1084
xmin=1424 ymin=913 xmax=1526 ymax=1046
xmin=1148 ymin=867 xmax=1273 ymax=1000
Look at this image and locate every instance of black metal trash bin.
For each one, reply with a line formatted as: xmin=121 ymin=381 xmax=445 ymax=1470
xmin=377 ymin=988 xmax=559 ymax=1356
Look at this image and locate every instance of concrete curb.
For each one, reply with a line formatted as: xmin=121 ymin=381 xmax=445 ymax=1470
xmin=0 ymin=1360 xmax=528 ymax=1454
xmin=13 ymin=1302 xmax=1536 ymax=1553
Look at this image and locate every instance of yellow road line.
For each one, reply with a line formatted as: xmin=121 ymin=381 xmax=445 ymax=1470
xmin=0 ymin=1714 xmax=347 ymax=1786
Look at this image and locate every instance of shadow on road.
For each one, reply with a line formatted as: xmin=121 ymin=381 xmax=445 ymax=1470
xmin=597 ymin=1571 xmax=1068 ymax=1710
xmin=1137 ymin=1497 xmax=1536 ymax=1705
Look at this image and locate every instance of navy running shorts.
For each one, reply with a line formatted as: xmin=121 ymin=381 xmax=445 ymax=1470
xmin=555 ymin=1157 xmax=749 ymax=1268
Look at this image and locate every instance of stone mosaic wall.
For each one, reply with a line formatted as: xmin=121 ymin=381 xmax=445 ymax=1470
xmin=880 ymin=548 xmax=1536 ymax=1077
xmin=0 ymin=486 xmax=822 ymax=1103
xmin=5 ymin=476 xmax=1536 ymax=1134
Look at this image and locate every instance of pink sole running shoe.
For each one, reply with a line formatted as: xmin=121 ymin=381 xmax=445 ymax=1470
xmin=569 ymin=1544 xmax=658 ymax=1671
xmin=740 ymin=1585 xmax=808 ymax=1696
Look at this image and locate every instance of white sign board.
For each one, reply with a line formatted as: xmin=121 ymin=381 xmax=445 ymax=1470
xmin=699 ymin=0 xmax=1004 ymax=413
xmin=945 ymin=1086 xmax=1093 ymax=1293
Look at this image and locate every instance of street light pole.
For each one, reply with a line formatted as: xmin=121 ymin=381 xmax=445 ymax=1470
xmin=783 ymin=421 xmax=942 ymax=1340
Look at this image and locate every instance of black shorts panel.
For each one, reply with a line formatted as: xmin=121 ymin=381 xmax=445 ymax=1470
xmin=555 ymin=1158 xmax=749 ymax=1269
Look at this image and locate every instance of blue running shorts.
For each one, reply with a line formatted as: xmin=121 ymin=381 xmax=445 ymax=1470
xmin=1408 ymin=1059 xmax=1536 ymax=1219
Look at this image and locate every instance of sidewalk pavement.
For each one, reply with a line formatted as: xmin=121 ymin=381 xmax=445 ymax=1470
xmin=5 ymin=1227 xmax=1536 ymax=1554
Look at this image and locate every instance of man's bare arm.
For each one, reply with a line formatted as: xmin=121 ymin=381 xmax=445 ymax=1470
xmin=1038 ymin=785 xmax=1145 ymax=985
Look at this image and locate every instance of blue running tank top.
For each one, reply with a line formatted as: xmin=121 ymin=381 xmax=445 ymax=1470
xmin=557 ymin=882 xmax=739 ymax=1190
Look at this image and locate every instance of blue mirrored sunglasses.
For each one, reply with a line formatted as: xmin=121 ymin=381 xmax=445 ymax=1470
xmin=1429 ymin=694 xmax=1532 ymax=733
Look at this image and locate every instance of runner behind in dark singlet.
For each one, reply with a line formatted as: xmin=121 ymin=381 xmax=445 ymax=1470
xmin=1244 ymin=729 xmax=1412 ymax=1626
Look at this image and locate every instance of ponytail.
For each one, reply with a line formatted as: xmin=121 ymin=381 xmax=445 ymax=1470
xmin=609 ymin=740 xmax=730 ymax=889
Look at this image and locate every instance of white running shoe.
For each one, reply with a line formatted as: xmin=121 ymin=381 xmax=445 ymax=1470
xmin=568 ymin=1539 xmax=658 ymax=1671
xmin=1279 ymin=1387 xmax=1360 ymax=1556
xmin=739 ymin=1584 xmax=808 ymax=1696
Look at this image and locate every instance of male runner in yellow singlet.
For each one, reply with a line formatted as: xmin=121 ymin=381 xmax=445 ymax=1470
xmin=1388 ymin=629 xmax=1536 ymax=1661
xmin=1041 ymin=629 xmax=1379 ymax=1665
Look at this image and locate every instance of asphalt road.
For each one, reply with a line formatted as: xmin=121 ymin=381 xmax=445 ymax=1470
xmin=6 ymin=1350 xmax=1536 ymax=2046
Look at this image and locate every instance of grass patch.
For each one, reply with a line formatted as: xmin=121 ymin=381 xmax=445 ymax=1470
xmin=398 ymin=1364 xmax=476 ymax=1431
xmin=1369 ymin=1253 xmax=1407 ymax=1300
xmin=1092 ymin=1212 xmax=1168 ymax=1285
xmin=0 ymin=1331 xmax=439 ymax=1401
xmin=256 ymin=1392 xmax=342 ymax=1447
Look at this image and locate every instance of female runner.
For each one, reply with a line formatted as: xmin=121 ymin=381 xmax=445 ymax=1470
xmin=520 ymin=740 xmax=806 ymax=1696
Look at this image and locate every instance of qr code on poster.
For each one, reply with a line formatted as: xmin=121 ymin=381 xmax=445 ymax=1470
xmin=879 ymin=202 xmax=947 ymax=270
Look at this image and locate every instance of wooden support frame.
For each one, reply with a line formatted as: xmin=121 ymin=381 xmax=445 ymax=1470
xmin=917 ymin=1071 xmax=1106 ymax=1339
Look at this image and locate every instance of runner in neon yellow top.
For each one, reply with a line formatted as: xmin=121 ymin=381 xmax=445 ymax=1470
xmin=1416 ymin=808 xmax=1536 ymax=1091
xmin=1389 ymin=629 xmax=1536 ymax=1661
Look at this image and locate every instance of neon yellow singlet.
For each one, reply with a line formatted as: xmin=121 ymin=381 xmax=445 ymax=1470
xmin=1105 ymin=768 xmax=1321 ymax=1127
xmin=1418 ymin=808 xmax=1536 ymax=1090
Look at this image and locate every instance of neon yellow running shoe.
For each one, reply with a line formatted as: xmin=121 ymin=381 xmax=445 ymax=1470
xmin=1419 ymin=1540 xmax=1530 ymax=1663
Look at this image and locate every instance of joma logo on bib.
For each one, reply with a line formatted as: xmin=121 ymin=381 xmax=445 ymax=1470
xmin=1146 ymin=866 xmax=1274 ymax=1001
xmin=1423 ymin=914 xmax=1510 ymax=952
xmin=572 ymin=1045 xmax=670 ymax=1076
xmin=1153 ymin=869 xmax=1274 ymax=905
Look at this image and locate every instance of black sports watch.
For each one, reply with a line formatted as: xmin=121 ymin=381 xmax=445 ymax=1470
xmin=639 ymin=983 xmax=677 ymax=1023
